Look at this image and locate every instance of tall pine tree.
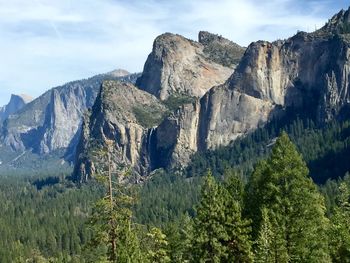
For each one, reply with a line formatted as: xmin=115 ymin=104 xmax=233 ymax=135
xmin=85 ymin=142 xmax=143 ymax=263
xmin=192 ymin=171 xmax=252 ymax=263
xmin=245 ymin=132 xmax=331 ymax=262
xmin=329 ymin=182 xmax=350 ymax=262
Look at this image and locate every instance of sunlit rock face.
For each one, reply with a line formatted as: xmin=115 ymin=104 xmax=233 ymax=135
xmin=151 ymin=10 xmax=350 ymax=170
xmin=74 ymin=9 xmax=350 ymax=181
xmin=136 ymin=32 xmax=244 ymax=100
xmin=73 ymin=80 xmax=167 ymax=182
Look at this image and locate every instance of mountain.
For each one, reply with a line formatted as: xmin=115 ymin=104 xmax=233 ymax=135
xmin=106 ymin=69 xmax=131 ymax=77
xmin=73 ymin=32 xmax=245 ymax=182
xmin=154 ymin=8 xmax=350 ymax=169
xmin=0 ymin=94 xmax=32 ymax=123
xmin=73 ymin=8 xmax=350 ymax=182
xmin=73 ymin=80 xmax=167 ymax=182
xmin=136 ymin=32 xmax=245 ymax=100
xmin=321 ymin=7 xmax=350 ymax=34
xmin=0 ymin=70 xmax=140 ymax=172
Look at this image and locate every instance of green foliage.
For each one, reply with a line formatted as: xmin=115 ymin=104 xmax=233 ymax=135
xmin=133 ymin=105 xmax=166 ymax=128
xmin=2 ymin=117 xmax=350 ymax=262
xmin=86 ymin=196 xmax=142 ymax=263
xmin=192 ymin=171 xmax=253 ymax=263
xmin=0 ymin=174 xmax=103 ymax=262
xmin=187 ymin=118 xmax=350 ymax=184
xmin=134 ymin=171 xmax=200 ymax=226
xmin=245 ymin=133 xmax=331 ymax=262
xmin=162 ymin=94 xmax=196 ymax=112
xmin=164 ymin=214 xmax=193 ymax=263
xmin=85 ymin=144 xmax=143 ymax=263
xmin=145 ymin=227 xmax=170 ymax=263
xmin=254 ymin=208 xmax=274 ymax=263
xmin=329 ymin=180 xmax=350 ymax=262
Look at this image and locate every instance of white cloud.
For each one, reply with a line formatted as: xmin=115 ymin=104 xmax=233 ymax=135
xmin=0 ymin=0 xmax=348 ymax=105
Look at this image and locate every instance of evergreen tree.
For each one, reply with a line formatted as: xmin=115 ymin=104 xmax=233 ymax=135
xmin=329 ymin=182 xmax=350 ymax=262
xmin=223 ymin=171 xmax=253 ymax=262
xmin=85 ymin=142 xmax=142 ymax=263
xmin=165 ymin=213 xmax=193 ymax=263
xmin=146 ymin=227 xmax=171 ymax=263
xmin=254 ymin=208 xmax=274 ymax=263
xmin=223 ymin=169 xmax=244 ymax=204
xmin=192 ymin=171 xmax=227 ymax=263
xmin=192 ymin=171 xmax=252 ymax=263
xmin=245 ymin=132 xmax=331 ymax=262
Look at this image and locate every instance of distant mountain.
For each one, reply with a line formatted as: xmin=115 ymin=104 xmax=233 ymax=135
xmin=0 ymin=70 xmax=140 ymax=173
xmin=0 ymin=94 xmax=32 ymax=123
xmin=107 ymin=69 xmax=131 ymax=77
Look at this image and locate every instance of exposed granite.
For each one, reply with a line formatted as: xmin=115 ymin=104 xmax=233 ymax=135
xmin=136 ymin=32 xmax=244 ymax=100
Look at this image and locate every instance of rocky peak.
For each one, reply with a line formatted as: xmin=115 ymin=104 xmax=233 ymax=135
xmin=73 ymin=80 xmax=167 ymax=182
xmin=106 ymin=69 xmax=131 ymax=77
xmin=0 ymin=94 xmax=33 ymax=123
xmin=73 ymin=8 xmax=350 ymax=183
xmin=136 ymin=32 xmax=240 ymax=101
xmin=320 ymin=7 xmax=350 ymax=34
xmin=16 ymin=94 xmax=33 ymax=104
xmin=153 ymin=25 xmax=350 ymax=171
xmin=198 ymin=31 xmax=246 ymax=68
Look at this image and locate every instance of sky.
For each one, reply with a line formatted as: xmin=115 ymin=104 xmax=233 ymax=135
xmin=0 ymin=0 xmax=349 ymax=105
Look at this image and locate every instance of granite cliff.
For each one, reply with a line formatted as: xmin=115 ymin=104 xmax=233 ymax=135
xmin=136 ymin=32 xmax=244 ymax=100
xmin=74 ymin=32 xmax=245 ymax=181
xmin=73 ymin=80 xmax=167 ymax=182
xmin=73 ymin=8 xmax=350 ymax=181
xmin=154 ymin=8 xmax=350 ymax=169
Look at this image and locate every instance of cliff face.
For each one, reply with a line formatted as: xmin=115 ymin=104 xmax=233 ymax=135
xmin=154 ymin=85 xmax=275 ymax=170
xmin=73 ymin=80 xmax=167 ymax=182
xmin=136 ymin=32 xmax=244 ymax=100
xmin=72 ymin=8 xmax=350 ymax=181
xmin=0 ymin=71 xmax=140 ymax=156
xmin=154 ymin=10 xmax=350 ymax=169
xmin=74 ymin=32 xmax=244 ymax=181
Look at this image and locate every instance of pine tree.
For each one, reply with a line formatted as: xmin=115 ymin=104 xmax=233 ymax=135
xmin=223 ymin=171 xmax=253 ymax=262
xmin=329 ymin=182 xmax=350 ymax=262
xmin=223 ymin=169 xmax=244 ymax=204
xmin=192 ymin=171 xmax=228 ymax=263
xmin=192 ymin=171 xmax=252 ymax=263
xmin=165 ymin=213 xmax=193 ymax=263
xmin=246 ymin=132 xmax=331 ymax=262
xmin=85 ymin=141 xmax=142 ymax=263
xmin=254 ymin=208 xmax=274 ymax=263
xmin=146 ymin=227 xmax=171 ymax=263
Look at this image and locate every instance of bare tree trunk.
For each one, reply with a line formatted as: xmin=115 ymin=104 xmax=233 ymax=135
xmin=108 ymin=148 xmax=117 ymax=262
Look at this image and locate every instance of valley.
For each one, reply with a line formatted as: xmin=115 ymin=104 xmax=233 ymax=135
xmin=0 ymin=4 xmax=350 ymax=263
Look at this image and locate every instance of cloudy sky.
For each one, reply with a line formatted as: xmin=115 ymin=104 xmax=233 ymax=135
xmin=0 ymin=0 xmax=349 ymax=105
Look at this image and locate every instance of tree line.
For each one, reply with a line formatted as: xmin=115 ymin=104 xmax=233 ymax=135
xmin=0 ymin=123 xmax=349 ymax=261
xmin=84 ymin=133 xmax=350 ymax=262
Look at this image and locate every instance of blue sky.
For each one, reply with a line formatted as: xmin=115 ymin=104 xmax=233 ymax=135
xmin=0 ymin=0 xmax=349 ymax=105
